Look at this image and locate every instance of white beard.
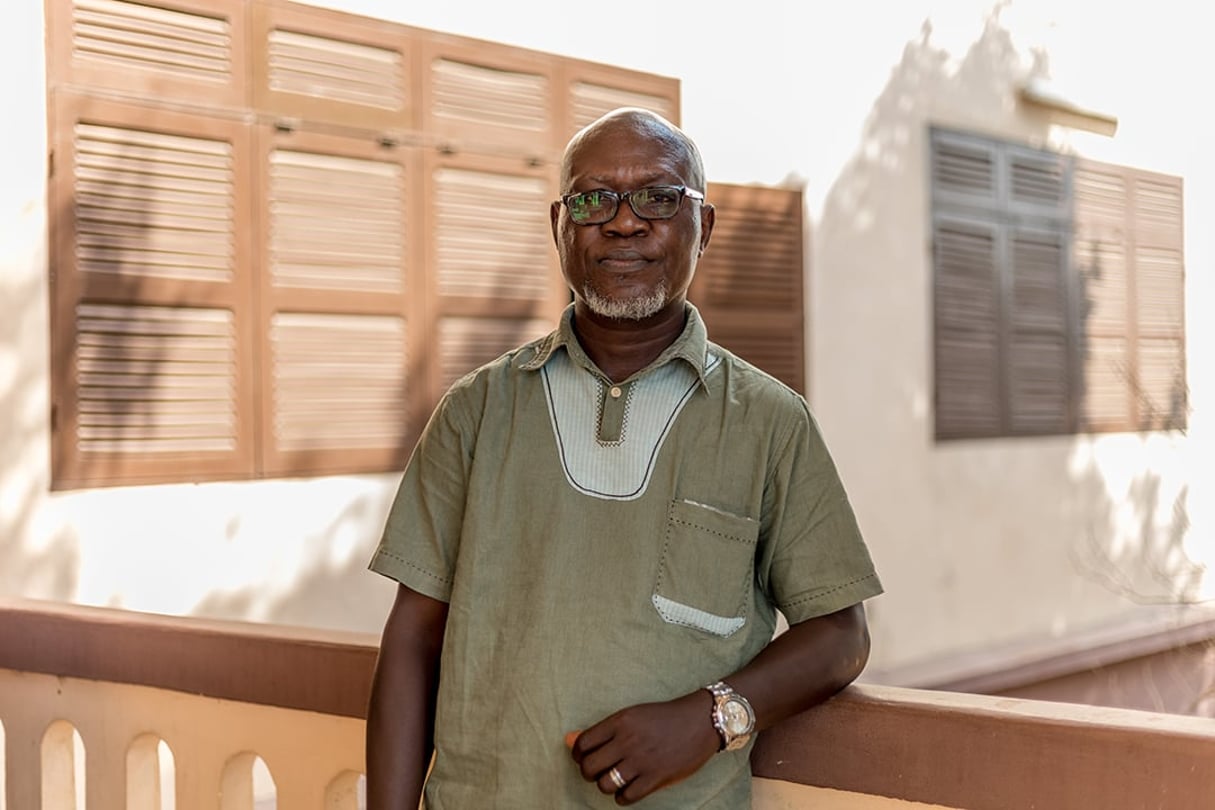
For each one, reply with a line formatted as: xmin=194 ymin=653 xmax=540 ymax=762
xmin=582 ymin=286 xmax=668 ymax=321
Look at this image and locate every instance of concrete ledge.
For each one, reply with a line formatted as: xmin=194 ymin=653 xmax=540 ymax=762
xmin=752 ymin=683 xmax=1215 ymax=810
xmin=0 ymin=597 xmax=379 ymax=718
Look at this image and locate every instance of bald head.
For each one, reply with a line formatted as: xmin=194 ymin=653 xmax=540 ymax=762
xmin=559 ymin=108 xmax=706 ymax=194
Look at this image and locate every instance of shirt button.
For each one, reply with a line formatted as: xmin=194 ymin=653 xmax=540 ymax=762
xmin=609 ymin=386 xmax=622 ymax=399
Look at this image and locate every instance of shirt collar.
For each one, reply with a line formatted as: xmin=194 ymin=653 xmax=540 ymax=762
xmin=519 ymin=302 xmax=713 ymax=390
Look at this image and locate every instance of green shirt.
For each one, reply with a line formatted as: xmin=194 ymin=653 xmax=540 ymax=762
xmin=370 ymin=304 xmax=882 ymax=808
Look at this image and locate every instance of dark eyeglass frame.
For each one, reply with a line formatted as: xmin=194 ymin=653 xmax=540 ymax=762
xmin=559 ymin=185 xmax=706 ymax=225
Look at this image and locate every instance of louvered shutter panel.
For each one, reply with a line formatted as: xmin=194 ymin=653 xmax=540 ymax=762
xmin=251 ymin=1 xmax=415 ymax=132
xmin=1004 ymin=148 xmax=1071 ymax=434
xmin=50 ymin=95 xmax=254 ymax=488
xmin=933 ymin=218 xmax=1002 ymax=438
xmin=426 ymin=153 xmax=559 ymax=398
xmin=256 ymin=128 xmax=419 ymax=476
xmin=1074 ymin=159 xmax=1186 ymax=432
xmin=1006 ymin=227 xmax=1070 ymax=433
xmin=932 ymin=131 xmax=1001 ymax=438
xmin=1073 ymin=162 xmax=1131 ymax=429
xmin=561 ymin=60 xmax=681 ymax=137
xmin=931 ymin=130 xmax=1075 ymax=439
xmin=422 ymin=37 xmax=555 ymax=160
xmin=689 ymin=184 xmax=805 ymax=393
xmin=1129 ymin=172 xmax=1186 ymax=430
xmin=49 ymin=0 xmax=246 ymax=108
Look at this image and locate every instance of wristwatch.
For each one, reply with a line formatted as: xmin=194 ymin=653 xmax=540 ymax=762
xmin=705 ymin=680 xmax=755 ymax=751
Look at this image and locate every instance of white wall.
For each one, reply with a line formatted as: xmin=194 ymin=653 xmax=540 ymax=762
xmin=2 ymin=0 xmax=1211 ymax=674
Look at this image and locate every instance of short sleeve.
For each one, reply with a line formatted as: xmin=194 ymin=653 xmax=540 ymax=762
xmin=758 ymin=401 xmax=883 ymax=625
xmin=367 ymin=387 xmax=476 ymax=602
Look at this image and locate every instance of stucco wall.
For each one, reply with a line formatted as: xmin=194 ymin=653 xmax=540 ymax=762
xmin=1 ymin=0 xmax=1211 ymax=676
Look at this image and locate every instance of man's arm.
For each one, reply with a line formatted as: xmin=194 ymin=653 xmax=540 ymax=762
xmin=570 ymin=602 xmax=871 ymax=805
xmin=366 ymin=583 xmax=449 ymax=810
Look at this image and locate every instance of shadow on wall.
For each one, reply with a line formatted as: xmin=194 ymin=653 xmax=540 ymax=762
xmin=814 ymin=5 xmax=1204 ymax=673
xmin=190 ymin=488 xmax=397 ymax=633
xmin=0 ymin=262 xmax=79 ymax=600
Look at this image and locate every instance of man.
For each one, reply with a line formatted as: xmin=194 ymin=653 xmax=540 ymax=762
xmin=366 ymin=107 xmax=882 ymax=808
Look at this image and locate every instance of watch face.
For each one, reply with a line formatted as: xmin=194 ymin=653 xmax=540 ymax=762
xmin=722 ymin=698 xmax=751 ymax=735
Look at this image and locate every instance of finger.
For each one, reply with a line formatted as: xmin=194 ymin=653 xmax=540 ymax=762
xmin=564 ymin=730 xmax=580 ymax=750
xmin=570 ymin=721 xmax=615 ymax=763
xmin=597 ymin=763 xmax=632 ymax=796
xmin=579 ymin=742 xmax=623 ymax=782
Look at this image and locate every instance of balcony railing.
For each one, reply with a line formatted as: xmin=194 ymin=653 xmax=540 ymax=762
xmin=3 ymin=598 xmax=1214 ymax=809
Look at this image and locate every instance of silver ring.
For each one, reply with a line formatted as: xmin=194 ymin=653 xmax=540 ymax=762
xmin=608 ymin=766 xmax=627 ymax=790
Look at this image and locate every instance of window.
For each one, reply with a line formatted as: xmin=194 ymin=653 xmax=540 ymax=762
xmin=930 ymin=127 xmax=1186 ymax=440
xmin=45 ymin=0 xmax=805 ymax=489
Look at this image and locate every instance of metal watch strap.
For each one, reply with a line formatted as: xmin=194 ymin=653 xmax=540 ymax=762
xmin=706 ymin=680 xmax=754 ymax=752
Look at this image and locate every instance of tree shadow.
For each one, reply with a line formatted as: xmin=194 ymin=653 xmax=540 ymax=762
xmin=0 ymin=257 xmax=79 ymax=600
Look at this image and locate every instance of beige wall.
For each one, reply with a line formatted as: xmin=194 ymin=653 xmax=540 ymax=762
xmin=1 ymin=0 xmax=1212 ymax=678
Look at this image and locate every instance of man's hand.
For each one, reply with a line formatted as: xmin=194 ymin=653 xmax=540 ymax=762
xmin=568 ymin=689 xmax=721 ymax=805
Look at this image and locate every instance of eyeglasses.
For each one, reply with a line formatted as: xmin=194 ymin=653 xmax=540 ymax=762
xmin=560 ymin=185 xmax=705 ymax=225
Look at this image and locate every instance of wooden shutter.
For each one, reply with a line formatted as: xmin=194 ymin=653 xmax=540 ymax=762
xmin=47 ymin=0 xmax=247 ymax=108
xmin=1074 ymin=159 xmax=1186 ymax=432
xmin=250 ymin=0 xmax=417 ymax=132
xmin=46 ymin=0 xmax=691 ymax=487
xmin=560 ymin=60 xmax=681 ymax=138
xmin=689 ymin=184 xmax=805 ymax=393
xmin=932 ymin=131 xmax=1002 ymax=438
xmin=245 ymin=3 xmax=426 ymax=477
xmin=933 ymin=218 xmax=1002 ymax=438
xmin=425 ymin=152 xmax=560 ymax=398
xmin=1004 ymin=148 xmax=1071 ymax=435
xmin=1006 ymin=226 xmax=1070 ymax=433
xmin=422 ymin=36 xmax=556 ymax=160
xmin=255 ymin=127 xmax=420 ymax=476
xmin=931 ymin=129 xmax=1072 ymax=439
xmin=49 ymin=94 xmax=255 ymax=488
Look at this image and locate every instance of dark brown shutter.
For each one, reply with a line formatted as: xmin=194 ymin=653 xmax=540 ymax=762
xmin=931 ymin=129 xmax=1072 ymax=439
xmin=1006 ymin=227 xmax=1070 ymax=433
xmin=933 ymin=218 xmax=1002 ymax=438
xmin=1005 ymin=149 xmax=1071 ymax=434
xmin=49 ymin=95 xmax=255 ymax=488
xmin=690 ymin=184 xmax=805 ymax=393
xmin=1074 ymin=159 xmax=1186 ymax=432
xmin=931 ymin=131 xmax=1001 ymax=438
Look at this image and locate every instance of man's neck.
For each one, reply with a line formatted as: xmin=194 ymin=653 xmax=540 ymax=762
xmin=571 ymin=301 xmax=688 ymax=384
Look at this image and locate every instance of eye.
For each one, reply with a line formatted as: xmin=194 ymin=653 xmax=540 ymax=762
xmin=643 ymin=187 xmax=679 ymax=204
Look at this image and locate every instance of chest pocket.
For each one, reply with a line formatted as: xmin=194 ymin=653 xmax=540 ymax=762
xmin=652 ymin=499 xmax=759 ymax=638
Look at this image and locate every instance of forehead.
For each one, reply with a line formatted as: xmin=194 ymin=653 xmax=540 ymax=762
xmin=563 ymin=121 xmax=691 ymax=188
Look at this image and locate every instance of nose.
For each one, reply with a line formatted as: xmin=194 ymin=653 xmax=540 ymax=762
xmin=602 ymin=194 xmax=649 ymax=238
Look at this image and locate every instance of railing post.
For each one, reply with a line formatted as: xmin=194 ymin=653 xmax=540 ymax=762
xmin=3 ymin=708 xmax=44 ymax=810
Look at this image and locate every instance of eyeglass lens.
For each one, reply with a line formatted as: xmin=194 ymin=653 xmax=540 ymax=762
xmin=566 ymin=186 xmax=686 ymax=224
